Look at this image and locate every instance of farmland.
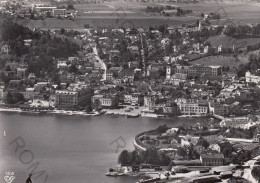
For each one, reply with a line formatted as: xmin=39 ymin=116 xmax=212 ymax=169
xmin=15 ymin=16 xmax=197 ymax=29
xmin=191 ymin=55 xmax=247 ymax=69
xmin=207 ymin=35 xmax=260 ymax=49
xmin=15 ymin=1 xmax=260 ymax=29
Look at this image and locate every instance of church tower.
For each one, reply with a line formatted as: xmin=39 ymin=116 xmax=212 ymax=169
xmin=166 ymin=65 xmax=171 ymax=79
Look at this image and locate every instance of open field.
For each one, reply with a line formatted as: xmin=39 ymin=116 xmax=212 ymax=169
xmin=191 ymin=55 xmax=247 ymax=68
xmin=16 ymin=1 xmax=260 ymax=29
xmin=15 ymin=16 xmax=198 ymax=29
xmin=177 ymin=1 xmax=260 ymax=22
xmin=207 ymin=35 xmax=260 ymax=49
xmin=238 ymin=49 xmax=260 ymax=63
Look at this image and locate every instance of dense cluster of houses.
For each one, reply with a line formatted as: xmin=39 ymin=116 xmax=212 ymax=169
xmin=135 ymin=126 xmax=260 ymax=169
xmin=0 ymin=0 xmax=260 ymax=123
xmin=1 ymin=22 xmax=260 ymax=118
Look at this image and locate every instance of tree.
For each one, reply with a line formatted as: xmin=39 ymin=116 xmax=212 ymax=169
xmin=85 ymin=106 xmax=92 ymax=113
xmin=30 ymin=13 xmax=35 ymax=20
xmin=145 ymin=147 xmax=159 ymax=165
xmin=60 ymin=28 xmax=65 ymax=34
xmin=220 ymin=141 xmax=233 ymax=158
xmin=118 ymin=150 xmax=131 ymax=166
xmin=158 ymin=25 xmax=167 ymax=34
xmin=69 ymin=64 xmax=78 ymax=73
xmin=224 ymin=25 xmax=237 ymax=36
xmin=196 ymin=137 xmax=209 ymax=149
xmin=46 ymin=11 xmax=51 ymax=18
xmin=5 ymin=92 xmax=14 ymax=104
xmin=67 ymin=4 xmax=74 ymax=10
xmin=237 ymin=64 xmax=248 ymax=77
xmin=12 ymin=92 xmax=25 ymax=103
xmin=187 ymin=144 xmax=200 ymax=160
xmin=158 ymin=152 xmax=171 ymax=166
xmin=252 ymin=167 xmax=260 ymax=181
xmin=177 ymin=147 xmax=187 ymax=158
xmin=156 ymin=124 xmax=169 ymax=133
xmin=131 ymin=150 xmax=142 ymax=165
xmin=232 ymin=150 xmax=251 ymax=164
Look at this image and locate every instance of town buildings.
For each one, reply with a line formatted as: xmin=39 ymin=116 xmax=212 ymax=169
xmin=91 ymin=94 xmax=118 ymax=109
xmin=200 ymin=153 xmax=224 ymax=166
xmin=176 ymin=99 xmax=208 ymax=116
xmin=174 ymin=64 xmax=222 ymax=78
xmin=55 ymin=90 xmax=78 ymax=107
xmin=245 ymin=71 xmax=260 ymax=84
xmin=0 ymin=5 xmax=259 ymax=124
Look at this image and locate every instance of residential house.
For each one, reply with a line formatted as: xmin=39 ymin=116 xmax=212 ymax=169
xmin=28 ymin=73 xmax=36 ymax=83
xmin=128 ymin=61 xmax=139 ymax=69
xmin=124 ymin=93 xmax=143 ymax=106
xmin=23 ymin=39 xmax=32 ymax=46
xmin=170 ymin=73 xmax=187 ymax=86
xmin=127 ymin=46 xmax=139 ymax=55
xmin=253 ymin=129 xmax=260 ymax=143
xmin=53 ymin=9 xmax=66 ymax=17
xmin=17 ymin=67 xmax=27 ymax=79
xmin=209 ymin=144 xmax=221 ymax=153
xmin=57 ymin=60 xmax=68 ymax=69
xmin=218 ymin=45 xmax=222 ymax=53
xmin=34 ymin=6 xmax=57 ymax=13
xmin=34 ymin=82 xmax=48 ymax=92
xmin=208 ymin=102 xmax=225 ymax=116
xmin=30 ymin=95 xmax=50 ymax=108
xmin=245 ymin=71 xmax=260 ymax=84
xmin=23 ymin=88 xmax=40 ymax=100
xmin=108 ymin=50 xmax=120 ymax=61
xmin=163 ymin=103 xmax=178 ymax=114
xmin=106 ymin=70 xmax=114 ymax=81
xmin=144 ymin=96 xmax=156 ymax=110
xmin=195 ymin=145 xmax=205 ymax=154
xmin=0 ymin=86 xmax=5 ymax=100
xmin=119 ymin=68 xmax=135 ymax=82
xmin=239 ymin=90 xmax=255 ymax=102
xmin=204 ymin=46 xmax=209 ymax=54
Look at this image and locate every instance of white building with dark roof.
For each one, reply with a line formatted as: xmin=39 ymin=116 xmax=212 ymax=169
xmin=245 ymin=71 xmax=260 ymax=84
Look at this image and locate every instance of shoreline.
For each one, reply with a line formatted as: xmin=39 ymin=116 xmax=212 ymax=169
xmin=0 ymin=107 xmax=100 ymax=116
xmin=0 ymin=106 xmax=223 ymax=120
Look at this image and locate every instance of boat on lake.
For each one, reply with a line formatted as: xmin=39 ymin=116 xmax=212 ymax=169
xmin=126 ymin=114 xmax=140 ymax=118
xmin=105 ymin=167 xmax=129 ymax=177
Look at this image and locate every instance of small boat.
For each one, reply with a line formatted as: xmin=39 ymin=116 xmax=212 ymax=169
xmin=126 ymin=114 xmax=140 ymax=118
xmin=117 ymin=173 xmax=126 ymax=176
xmin=137 ymin=177 xmax=160 ymax=183
xmin=105 ymin=167 xmax=129 ymax=176
xmin=99 ymin=110 xmax=107 ymax=115
xmin=157 ymin=115 xmax=166 ymax=118
xmin=105 ymin=172 xmax=118 ymax=177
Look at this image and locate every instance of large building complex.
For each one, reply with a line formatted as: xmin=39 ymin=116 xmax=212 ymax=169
xmin=174 ymin=65 xmax=222 ymax=77
xmin=176 ymin=99 xmax=208 ymax=115
xmin=200 ymin=153 xmax=224 ymax=166
xmin=55 ymin=90 xmax=78 ymax=107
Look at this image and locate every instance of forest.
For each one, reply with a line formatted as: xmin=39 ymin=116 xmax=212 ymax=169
xmin=0 ymin=19 xmax=80 ymax=78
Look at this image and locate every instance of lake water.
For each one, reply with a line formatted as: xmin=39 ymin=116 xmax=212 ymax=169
xmin=0 ymin=112 xmax=214 ymax=183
